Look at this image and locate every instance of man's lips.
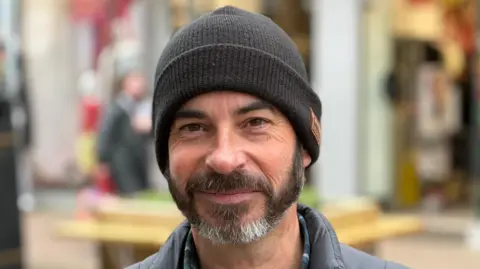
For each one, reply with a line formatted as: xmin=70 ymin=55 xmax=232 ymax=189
xmin=196 ymin=190 xmax=259 ymax=204
xmin=199 ymin=189 xmax=254 ymax=195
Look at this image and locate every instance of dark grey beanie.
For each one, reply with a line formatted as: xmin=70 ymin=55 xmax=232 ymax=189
xmin=153 ymin=6 xmax=322 ymax=173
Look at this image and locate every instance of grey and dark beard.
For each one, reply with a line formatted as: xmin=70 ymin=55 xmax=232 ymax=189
xmin=165 ymin=143 xmax=305 ymax=245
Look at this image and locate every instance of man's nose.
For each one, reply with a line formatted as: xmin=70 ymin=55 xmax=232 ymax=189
xmin=205 ymin=129 xmax=246 ymax=174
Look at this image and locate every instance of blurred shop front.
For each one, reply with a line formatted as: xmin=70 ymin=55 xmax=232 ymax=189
xmin=387 ymin=0 xmax=478 ymax=210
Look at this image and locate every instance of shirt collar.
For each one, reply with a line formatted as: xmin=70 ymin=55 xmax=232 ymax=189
xmin=183 ymin=213 xmax=311 ymax=269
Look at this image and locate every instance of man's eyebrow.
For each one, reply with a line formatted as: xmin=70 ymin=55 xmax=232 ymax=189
xmin=174 ymin=109 xmax=207 ymax=119
xmin=235 ymin=100 xmax=276 ymax=115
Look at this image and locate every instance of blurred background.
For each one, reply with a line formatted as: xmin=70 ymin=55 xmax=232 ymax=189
xmin=1 ymin=0 xmax=480 ymax=268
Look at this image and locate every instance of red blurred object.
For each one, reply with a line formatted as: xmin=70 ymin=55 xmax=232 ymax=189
xmin=95 ymin=167 xmax=116 ymax=194
xmin=71 ymin=0 xmax=131 ymax=21
xmin=71 ymin=0 xmax=106 ymax=21
xmin=92 ymin=0 xmax=134 ymax=65
xmin=72 ymin=0 xmax=134 ymax=65
xmin=116 ymin=0 xmax=133 ymax=18
xmin=80 ymin=96 xmax=102 ymax=133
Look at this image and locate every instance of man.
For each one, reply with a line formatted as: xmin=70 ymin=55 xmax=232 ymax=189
xmin=128 ymin=6 xmax=408 ymax=269
xmin=97 ymin=70 xmax=151 ymax=196
xmin=15 ymin=52 xmax=35 ymax=212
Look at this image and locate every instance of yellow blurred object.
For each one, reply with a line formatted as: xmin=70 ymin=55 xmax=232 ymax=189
xmin=443 ymin=41 xmax=465 ymax=78
xmin=56 ymin=214 xmax=422 ymax=248
xmin=393 ymin=105 xmax=421 ymax=208
xmin=57 ymin=197 xmax=423 ymax=251
xmin=213 ymin=0 xmax=261 ymax=12
xmin=76 ymin=132 xmax=98 ymax=176
xmin=442 ymin=0 xmax=466 ymax=8
xmin=396 ymin=150 xmax=421 ymax=207
xmin=393 ymin=0 xmax=443 ymax=41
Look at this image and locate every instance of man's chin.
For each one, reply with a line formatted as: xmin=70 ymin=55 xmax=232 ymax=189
xmin=195 ymin=201 xmax=265 ymax=222
xmin=193 ymin=215 xmax=273 ymax=245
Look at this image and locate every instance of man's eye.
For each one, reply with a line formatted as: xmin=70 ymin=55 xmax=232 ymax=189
xmin=180 ymin=124 xmax=205 ymax=132
xmin=245 ymin=118 xmax=270 ymax=128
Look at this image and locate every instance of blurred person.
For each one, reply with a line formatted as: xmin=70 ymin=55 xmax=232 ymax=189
xmin=416 ymin=45 xmax=460 ymax=212
xmin=97 ymin=70 xmax=151 ymax=196
xmin=0 ymin=42 xmax=35 ymax=211
xmin=127 ymin=6 xmax=408 ymax=269
xmin=14 ymin=52 xmax=35 ymax=212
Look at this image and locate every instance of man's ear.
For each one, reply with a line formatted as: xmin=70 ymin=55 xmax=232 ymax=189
xmin=303 ymin=150 xmax=311 ymax=168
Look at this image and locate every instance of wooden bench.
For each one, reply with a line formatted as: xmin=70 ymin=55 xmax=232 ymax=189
xmin=56 ymin=198 xmax=422 ymax=268
xmin=57 ymin=215 xmax=421 ymax=247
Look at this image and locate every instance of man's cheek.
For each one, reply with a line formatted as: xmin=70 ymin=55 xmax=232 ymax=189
xmin=168 ymin=163 xmax=191 ymax=187
xmin=170 ymin=179 xmax=188 ymax=197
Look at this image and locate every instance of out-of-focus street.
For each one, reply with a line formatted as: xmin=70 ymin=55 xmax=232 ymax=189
xmin=2 ymin=0 xmax=480 ymax=268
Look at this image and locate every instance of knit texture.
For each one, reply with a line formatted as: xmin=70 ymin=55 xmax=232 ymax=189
xmin=153 ymin=6 xmax=322 ymax=173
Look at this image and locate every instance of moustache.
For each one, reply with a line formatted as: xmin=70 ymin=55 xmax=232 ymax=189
xmin=185 ymin=170 xmax=273 ymax=197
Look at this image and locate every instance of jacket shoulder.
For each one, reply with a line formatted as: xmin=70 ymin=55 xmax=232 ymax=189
xmin=125 ymin=253 xmax=159 ymax=269
xmin=340 ymin=244 xmax=409 ymax=269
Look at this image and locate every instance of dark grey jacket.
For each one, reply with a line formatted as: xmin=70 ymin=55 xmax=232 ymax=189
xmin=126 ymin=204 xmax=409 ymax=269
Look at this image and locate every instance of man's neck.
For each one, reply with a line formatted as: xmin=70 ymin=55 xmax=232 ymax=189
xmin=192 ymin=205 xmax=303 ymax=269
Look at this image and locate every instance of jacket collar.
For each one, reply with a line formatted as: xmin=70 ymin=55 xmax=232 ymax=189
xmin=298 ymin=204 xmax=346 ymax=269
xmin=153 ymin=204 xmax=346 ymax=269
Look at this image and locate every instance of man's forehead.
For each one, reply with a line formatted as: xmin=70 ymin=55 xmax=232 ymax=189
xmin=173 ymin=91 xmax=280 ymax=121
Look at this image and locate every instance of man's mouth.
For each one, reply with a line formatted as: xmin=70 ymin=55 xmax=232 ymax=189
xmin=196 ymin=190 xmax=259 ymax=204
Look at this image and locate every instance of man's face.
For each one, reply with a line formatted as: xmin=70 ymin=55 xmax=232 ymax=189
xmin=123 ymin=73 xmax=146 ymax=100
xmin=167 ymin=92 xmax=312 ymax=245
